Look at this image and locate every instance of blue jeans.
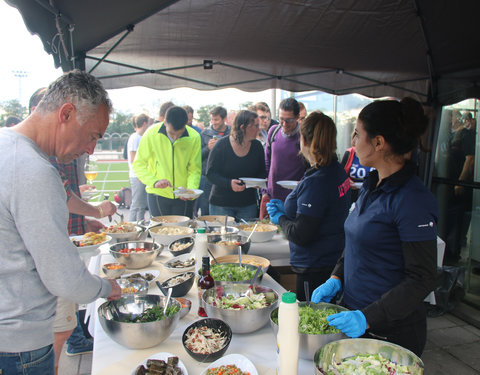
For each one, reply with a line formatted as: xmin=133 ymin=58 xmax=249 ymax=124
xmin=129 ymin=177 xmax=147 ymax=222
xmin=0 ymin=344 xmax=54 ymax=375
xmin=209 ymin=203 xmax=258 ymax=222
xmin=197 ymin=175 xmax=212 ymax=216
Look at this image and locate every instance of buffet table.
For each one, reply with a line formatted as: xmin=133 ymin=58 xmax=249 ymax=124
xmin=89 ymin=245 xmax=315 ymax=375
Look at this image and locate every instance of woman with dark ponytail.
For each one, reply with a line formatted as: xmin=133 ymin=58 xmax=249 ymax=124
xmin=311 ymin=98 xmax=439 ymax=356
xmin=267 ymin=111 xmax=351 ymax=301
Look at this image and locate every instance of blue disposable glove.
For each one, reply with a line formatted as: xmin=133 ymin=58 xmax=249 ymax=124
xmin=268 ymin=199 xmax=284 ymax=211
xmin=327 ymin=310 xmax=367 ymax=338
xmin=266 ymin=199 xmax=285 ymax=224
xmin=311 ymin=278 xmax=342 ymax=303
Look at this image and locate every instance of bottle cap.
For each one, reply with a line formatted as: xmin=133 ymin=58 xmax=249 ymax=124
xmin=197 ymin=228 xmax=206 ymax=234
xmin=282 ymin=292 xmax=297 ymax=304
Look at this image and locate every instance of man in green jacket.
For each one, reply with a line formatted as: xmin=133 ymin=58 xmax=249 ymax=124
xmin=133 ymin=106 xmax=201 ymax=218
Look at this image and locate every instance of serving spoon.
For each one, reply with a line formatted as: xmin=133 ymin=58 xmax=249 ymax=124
xmin=245 ymin=222 xmax=259 ymax=243
xmin=250 ymin=265 xmax=263 ymax=293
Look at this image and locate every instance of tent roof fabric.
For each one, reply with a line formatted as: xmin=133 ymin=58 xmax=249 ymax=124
xmin=7 ymin=0 xmax=480 ymax=105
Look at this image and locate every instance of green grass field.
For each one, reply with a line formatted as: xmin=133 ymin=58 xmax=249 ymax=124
xmin=90 ymin=161 xmax=130 ymax=202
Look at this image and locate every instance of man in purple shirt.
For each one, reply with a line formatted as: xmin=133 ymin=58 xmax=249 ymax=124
xmin=260 ymin=98 xmax=307 ymax=218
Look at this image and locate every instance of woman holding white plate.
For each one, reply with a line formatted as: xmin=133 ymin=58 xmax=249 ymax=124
xmin=206 ymin=110 xmax=267 ymax=220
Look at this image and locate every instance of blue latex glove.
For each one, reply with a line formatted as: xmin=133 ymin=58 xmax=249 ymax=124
xmin=327 ymin=310 xmax=367 ymax=338
xmin=268 ymin=198 xmax=284 ymax=211
xmin=311 ymin=278 xmax=342 ymax=303
xmin=266 ymin=199 xmax=285 ymax=224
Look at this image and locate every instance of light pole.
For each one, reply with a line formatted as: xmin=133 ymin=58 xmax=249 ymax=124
xmin=12 ymin=70 xmax=29 ymax=102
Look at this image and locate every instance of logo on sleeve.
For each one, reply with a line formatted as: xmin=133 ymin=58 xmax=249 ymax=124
xmin=301 ymin=202 xmax=312 ymax=208
xmin=417 ymin=221 xmax=434 ymax=228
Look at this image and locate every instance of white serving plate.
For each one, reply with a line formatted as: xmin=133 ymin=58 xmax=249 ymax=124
xmin=174 ymin=188 xmax=203 ymax=199
xmin=70 ymin=234 xmax=112 ymax=253
xmin=122 ymin=269 xmax=160 ymax=285
xmin=239 ymin=177 xmax=267 ymax=189
xmin=164 ymin=253 xmax=196 ymax=273
xmin=276 ymin=180 xmax=299 ymax=190
xmin=200 ymin=353 xmax=258 ymax=375
xmin=130 ymin=352 xmax=188 ymax=375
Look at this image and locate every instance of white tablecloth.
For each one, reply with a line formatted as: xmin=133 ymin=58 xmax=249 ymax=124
xmin=89 ymin=249 xmax=315 ymax=375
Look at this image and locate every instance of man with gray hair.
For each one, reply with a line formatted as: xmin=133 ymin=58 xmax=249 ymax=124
xmin=0 ymin=70 xmax=121 ymax=374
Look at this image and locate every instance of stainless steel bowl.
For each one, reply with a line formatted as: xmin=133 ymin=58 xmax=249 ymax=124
xmin=203 ymin=283 xmax=278 ymax=333
xmin=116 ymin=277 xmax=149 ymax=295
xmin=314 ymin=338 xmax=424 ymax=374
xmin=98 ymin=294 xmax=181 ymax=349
xmin=101 ymin=262 xmax=126 ymax=278
xmin=207 ymin=234 xmax=251 ymax=257
xmin=270 ymin=302 xmax=348 ymax=360
xmin=109 ymin=241 xmax=162 ymax=269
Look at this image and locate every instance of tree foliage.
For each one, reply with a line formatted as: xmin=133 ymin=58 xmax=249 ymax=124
xmin=106 ymin=110 xmax=134 ymax=135
xmin=0 ymin=99 xmax=27 ymax=127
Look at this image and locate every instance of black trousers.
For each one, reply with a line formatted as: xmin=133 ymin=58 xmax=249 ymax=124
xmin=293 ymin=266 xmax=334 ymax=302
xmin=147 ymin=193 xmax=194 ymax=218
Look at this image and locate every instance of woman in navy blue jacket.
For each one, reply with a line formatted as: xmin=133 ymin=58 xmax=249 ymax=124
xmin=267 ymin=111 xmax=351 ymax=301
xmin=311 ymin=98 xmax=439 ymax=357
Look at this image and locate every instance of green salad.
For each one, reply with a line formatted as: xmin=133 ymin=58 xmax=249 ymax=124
xmin=124 ymin=304 xmax=180 ymax=323
xmin=323 ymin=353 xmax=413 ymax=374
xmin=210 ymin=263 xmax=257 ymax=281
xmin=207 ymin=288 xmax=275 ymax=310
xmin=272 ymin=305 xmax=341 ymax=335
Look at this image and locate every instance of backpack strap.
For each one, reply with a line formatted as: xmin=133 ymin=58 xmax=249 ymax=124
xmin=343 ymin=147 xmax=355 ymax=174
xmin=267 ymin=125 xmax=282 ymax=151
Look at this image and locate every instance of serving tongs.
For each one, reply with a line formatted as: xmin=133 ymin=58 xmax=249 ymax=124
xmin=304 ymin=280 xmax=311 ymax=306
xmin=245 ymin=222 xmax=258 ymax=243
xmin=155 ymin=281 xmax=173 ymax=316
xmin=249 ymin=265 xmax=263 ymax=293
xmin=135 ymin=219 xmax=162 ymax=239
xmin=108 ymin=300 xmax=122 ymax=321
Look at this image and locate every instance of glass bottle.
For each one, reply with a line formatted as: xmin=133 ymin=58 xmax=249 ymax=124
xmin=197 ymin=256 xmax=214 ymax=317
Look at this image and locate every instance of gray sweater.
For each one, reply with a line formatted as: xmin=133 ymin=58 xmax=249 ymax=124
xmin=0 ymin=129 xmax=112 ymax=352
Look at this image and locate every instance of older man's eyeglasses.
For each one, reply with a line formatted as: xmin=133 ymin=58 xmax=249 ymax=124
xmin=279 ymin=117 xmax=297 ymax=124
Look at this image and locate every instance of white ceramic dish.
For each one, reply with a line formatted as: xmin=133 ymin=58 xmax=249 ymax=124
xmin=164 ymin=253 xmax=196 ymax=273
xmin=174 ymin=188 xmax=203 ymax=199
xmin=130 ymin=352 xmax=188 ymax=375
xmin=200 ymin=354 xmax=258 ymax=375
xmin=70 ymin=235 xmax=112 ymax=253
xmin=276 ymin=180 xmax=299 ymax=190
xmin=122 ymin=269 xmax=160 ymax=285
xmin=239 ymin=177 xmax=267 ymax=189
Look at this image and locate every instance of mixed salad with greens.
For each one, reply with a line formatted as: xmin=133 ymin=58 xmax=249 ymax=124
xmin=272 ymin=305 xmax=341 ymax=335
xmin=322 ymin=353 xmax=413 ymax=374
xmin=123 ymin=304 xmax=180 ymax=323
xmin=207 ymin=288 xmax=275 ymax=310
xmin=210 ymin=263 xmax=258 ymax=282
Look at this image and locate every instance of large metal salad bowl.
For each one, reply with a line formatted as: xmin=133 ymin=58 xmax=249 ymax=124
xmin=314 ymin=338 xmax=424 ymax=375
xmin=98 ymin=294 xmax=181 ymax=349
xmin=109 ymin=241 xmax=162 ymax=269
xmin=270 ymin=302 xmax=348 ymax=360
xmin=203 ymin=283 xmax=278 ymax=333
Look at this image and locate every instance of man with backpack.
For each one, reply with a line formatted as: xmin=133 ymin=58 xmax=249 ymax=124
xmin=260 ymin=98 xmax=307 ymax=219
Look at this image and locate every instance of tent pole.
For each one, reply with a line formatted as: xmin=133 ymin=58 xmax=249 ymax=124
xmin=271 ymin=89 xmax=277 ymax=119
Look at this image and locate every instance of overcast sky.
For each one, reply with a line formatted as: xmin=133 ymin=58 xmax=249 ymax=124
xmin=0 ymin=1 xmax=274 ymax=118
